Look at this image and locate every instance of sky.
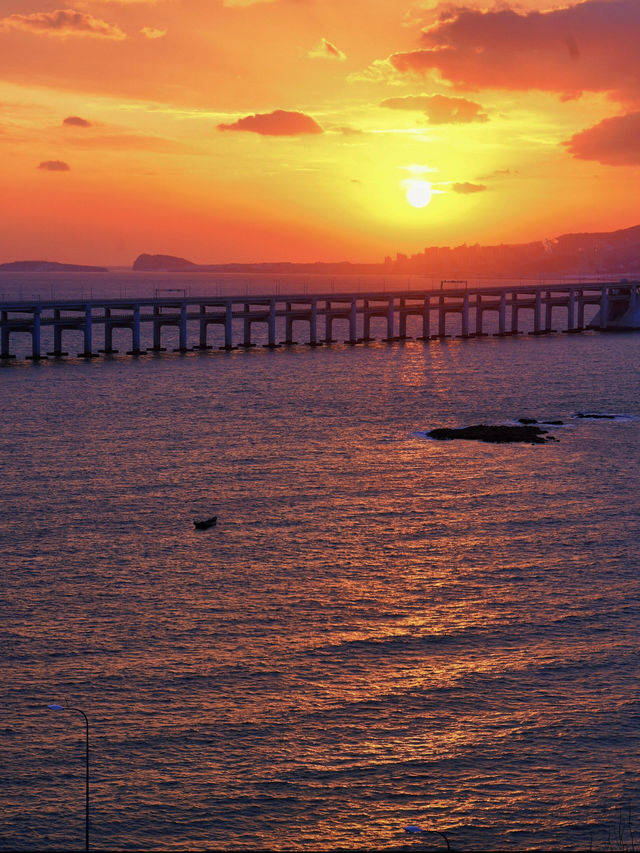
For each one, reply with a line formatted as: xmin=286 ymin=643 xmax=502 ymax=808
xmin=1 ymin=0 xmax=639 ymax=265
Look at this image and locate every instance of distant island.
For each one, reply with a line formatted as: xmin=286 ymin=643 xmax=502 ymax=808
xmin=132 ymin=253 xmax=381 ymax=274
xmin=134 ymin=223 xmax=640 ymax=278
xmin=0 ymin=260 xmax=108 ymax=273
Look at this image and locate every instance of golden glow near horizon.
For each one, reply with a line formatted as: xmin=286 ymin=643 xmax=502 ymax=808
xmin=0 ymin=0 xmax=638 ymax=264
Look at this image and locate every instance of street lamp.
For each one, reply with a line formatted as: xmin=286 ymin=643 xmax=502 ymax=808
xmin=48 ymin=704 xmax=90 ymax=852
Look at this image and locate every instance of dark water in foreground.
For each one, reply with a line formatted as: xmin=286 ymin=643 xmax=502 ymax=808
xmin=2 ymin=297 xmax=640 ymax=850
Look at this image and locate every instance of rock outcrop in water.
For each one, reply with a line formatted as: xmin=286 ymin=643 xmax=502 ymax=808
xmin=428 ymin=424 xmax=554 ymax=444
xmin=518 ymin=417 xmax=564 ymax=425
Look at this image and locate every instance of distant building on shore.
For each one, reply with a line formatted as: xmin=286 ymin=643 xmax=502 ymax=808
xmin=387 ymin=224 xmax=640 ymax=278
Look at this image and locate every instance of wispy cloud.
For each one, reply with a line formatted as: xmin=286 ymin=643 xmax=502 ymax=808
xmin=218 ymin=110 xmax=323 ymax=136
xmin=380 ymin=94 xmax=488 ymax=124
xmin=309 ymin=38 xmax=346 ymax=61
xmin=140 ymin=26 xmax=166 ymax=39
xmin=478 ymin=169 xmax=513 ymax=180
xmin=222 ymin=0 xmax=277 ymax=7
xmin=0 ymin=9 xmax=126 ymax=40
xmin=90 ymin=0 xmax=163 ymax=4
xmin=77 ymin=0 xmax=163 ymax=5
xmin=333 ymin=126 xmax=365 ymax=136
xmin=66 ymin=131 xmax=188 ymax=152
xmin=38 ymin=159 xmax=70 ymax=171
xmin=348 ymin=58 xmax=405 ymax=86
xmin=450 ymin=182 xmax=486 ymax=194
xmin=63 ymin=116 xmax=92 ymax=127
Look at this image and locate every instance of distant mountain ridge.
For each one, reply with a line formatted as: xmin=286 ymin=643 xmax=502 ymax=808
xmin=133 ymin=224 xmax=640 ymax=277
xmin=132 ymin=253 xmax=379 ymax=274
xmin=0 ymin=260 xmax=108 ymax=272
xmin=3 ymin=224 xmax=640 ymax=277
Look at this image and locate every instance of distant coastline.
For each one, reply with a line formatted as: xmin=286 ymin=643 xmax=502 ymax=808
xmin=0 ymin=260 xmax=108 ymax=273
xmin=3 ymin=223 xmax=640 ymax=279
xmin=133 ymin=223 xmax=640 ymax=277
xmin=131 ymin=253 xmax=384 ymax=275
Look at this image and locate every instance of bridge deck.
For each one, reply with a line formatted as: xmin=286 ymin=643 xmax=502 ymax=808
xmin=1 ymin=281 xmax=638 ymax=361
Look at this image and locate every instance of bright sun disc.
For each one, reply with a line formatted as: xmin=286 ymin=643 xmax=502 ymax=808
xmin=405 ymin=179 xmax=432 ymax=208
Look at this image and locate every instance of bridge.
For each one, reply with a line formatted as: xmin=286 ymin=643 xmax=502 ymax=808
xmin=1 ymin=280 xmax=639 ymax=362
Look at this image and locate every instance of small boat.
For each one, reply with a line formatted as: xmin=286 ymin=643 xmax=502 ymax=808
xmin=194 ymin=516 xmax=217 ymax=530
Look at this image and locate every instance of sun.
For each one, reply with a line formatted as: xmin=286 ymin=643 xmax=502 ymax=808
xmin=405 ymin=179 xmax=432 ymax=208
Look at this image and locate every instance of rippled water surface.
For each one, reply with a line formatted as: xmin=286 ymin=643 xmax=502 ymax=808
xmin=2 ymin=292 xmax=640 ymax=850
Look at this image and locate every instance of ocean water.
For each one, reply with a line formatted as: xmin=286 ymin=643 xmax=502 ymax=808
xmin=2 ymin=275 xmax=640 ymax=851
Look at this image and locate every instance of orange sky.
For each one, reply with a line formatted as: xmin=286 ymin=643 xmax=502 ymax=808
xmin=1 ymin=0 xmax=639 ymax=264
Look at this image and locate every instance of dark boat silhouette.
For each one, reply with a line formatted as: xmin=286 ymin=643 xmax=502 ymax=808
xmin=193 ymin=516 xmax=217 ymax=530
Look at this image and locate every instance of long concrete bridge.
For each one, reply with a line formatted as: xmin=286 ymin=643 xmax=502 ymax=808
xmin=1 ymin=280 xmax=639 ymax=362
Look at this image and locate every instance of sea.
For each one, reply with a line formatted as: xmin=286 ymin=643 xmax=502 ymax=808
xmin=2 ymin=272 xmax=640 ymax=852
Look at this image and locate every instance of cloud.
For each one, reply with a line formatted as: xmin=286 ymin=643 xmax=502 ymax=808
xmin=334 ymin=126 xmax=365 ymax=136
xmin=389 ymin=0 xmax=640 ymax=103
xmin=450 ymin=182 xmax=486 ymax=193
xmin=564 ymin=111 xmax=640 ymax=165
xmin=77 ymin=0 xmax=162 ymax=4
xmin=218 ymin=110 xmax=323 ymax=136
xmin=222 ymin=0 xmax=276 ymax=6
xmin=0 ymin=9 xmax=126 ymax=40
xmin=67 ymin=132 xmax=187 ymax=152
xmin=348 ymin=58 xmax=406 ymax=86
xmin=140 ymin=26 xmax=166 ymax=39
xmin=380 ymin=94 xmax=488 ymax=124
xmin=63 ymin=116 xmax=92 ymax=127
xmin=309 ymin=38 xmax=346 ymax=61
xmin=38 ymin=160 xmax=70 ymax=171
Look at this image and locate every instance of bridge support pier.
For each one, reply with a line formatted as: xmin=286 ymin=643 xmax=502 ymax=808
xmin=263 ymin=299 xmax=280 ymax=348
xmin=382 ymin=296 xmax=395 ymax=342
xmin=126 ymin=305 xmax=144 ymax=354
xmin=79 ymin=306 xmax=99 ymax=357
xmin=26 ymin=309 xmax=46 ymax=361
xmin=0 ymin=311 xmax=14 ymax=359
xmin=459 ymin=294 xmax=470 ymax=337
xmin=599 ymin=290 xmax=608 ymax=329
xmin=241 ymin=303 xmax=256 ymax=348
xmin=173 ymin=304 xmax=189 ymax=352
xmin=346 ymin=298 xmax=358 ymax=345
xmin=219 ymin=301 xmax=236 ymax=350
xmin=306 ymin=300 xmax=321 ymax=346
xmin=150 ymin=306 xmax=168 ymax=352
xmin=498 ymin=293 xmax=507 ymax=335
xmin=194 ymin=305 xmax=213 ymax=351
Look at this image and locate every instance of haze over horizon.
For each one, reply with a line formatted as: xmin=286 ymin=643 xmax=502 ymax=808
xmin=1 ymin=0 xmax=639 ymax=266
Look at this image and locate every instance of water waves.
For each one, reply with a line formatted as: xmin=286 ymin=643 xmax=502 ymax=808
xmin=2 ymin=328 xmax=640 ymax=850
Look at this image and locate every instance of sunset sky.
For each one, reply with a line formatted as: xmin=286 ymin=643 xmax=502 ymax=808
xmin=1 ymin=0 xmax=639 ymax=264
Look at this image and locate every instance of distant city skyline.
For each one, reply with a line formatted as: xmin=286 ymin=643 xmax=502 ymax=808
xmin=1 ymin=1 xmax=639 ymax=265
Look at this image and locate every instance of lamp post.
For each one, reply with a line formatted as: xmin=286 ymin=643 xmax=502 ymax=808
xmin=48 ymin=704 xmax=90 ymax=852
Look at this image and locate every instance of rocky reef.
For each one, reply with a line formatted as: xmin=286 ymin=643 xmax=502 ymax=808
xmin=427 ymin=424 xmax=554 ymax=444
